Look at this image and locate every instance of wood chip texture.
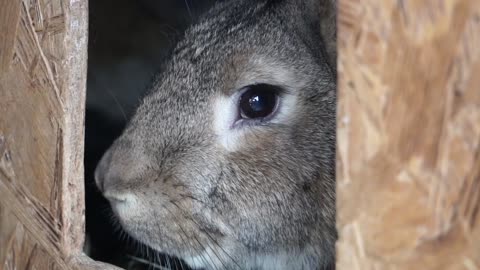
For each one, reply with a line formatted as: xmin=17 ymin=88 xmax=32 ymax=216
xmin=0 ymin=0 xmax=116 ymax=269
xmin=337 ymin=0 xmax=480 ymax=269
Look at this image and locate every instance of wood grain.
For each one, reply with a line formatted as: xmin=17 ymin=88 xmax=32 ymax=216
xmin=0 ymin=0 xmax=21 ymax=73
xmin=0 ymin=0 xmax=117 ymax=269
xmin=337 ymin=0 xmax=480 ymax=269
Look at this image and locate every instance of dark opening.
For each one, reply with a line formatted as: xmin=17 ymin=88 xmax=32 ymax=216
xmin=84 ymin=1 xmax=216 ymax=269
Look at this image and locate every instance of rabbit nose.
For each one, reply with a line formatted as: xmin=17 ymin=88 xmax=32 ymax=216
xmin=95 ymin=148 xmax=110 ymax=193
xmin=95 ymin=138 xmax=151 ymax=194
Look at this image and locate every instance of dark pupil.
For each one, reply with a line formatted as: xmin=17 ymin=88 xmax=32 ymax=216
xmin=240 ymin=85 xmax=278 ymax=119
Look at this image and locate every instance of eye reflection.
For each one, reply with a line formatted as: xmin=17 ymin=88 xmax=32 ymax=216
xmin=239 ymin=84 xmax=280 ymax=119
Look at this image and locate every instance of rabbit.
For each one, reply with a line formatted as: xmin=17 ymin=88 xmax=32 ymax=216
xmin=94 ymin=0 xmax=337 ymax=269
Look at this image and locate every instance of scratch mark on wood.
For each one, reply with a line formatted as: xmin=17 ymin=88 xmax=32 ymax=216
xmin=21 ymin=1 xmax=65 ymax=110
xmin=0 ymin=0 xmax=22 ymax=73
xmin=51 ymin=127 xmax=63 ymax=220
xmin=25 ymin=243 xmax=38 ymax=269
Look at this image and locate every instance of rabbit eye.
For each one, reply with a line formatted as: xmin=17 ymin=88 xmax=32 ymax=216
xmin=238 ymin=84 xmax=280 ymax=120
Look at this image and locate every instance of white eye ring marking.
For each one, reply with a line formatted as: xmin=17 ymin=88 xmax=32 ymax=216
xmin=212 ymin=56 xmax=302 ymax=152
xmin=213 ymin=86 xmax=297 ymax=152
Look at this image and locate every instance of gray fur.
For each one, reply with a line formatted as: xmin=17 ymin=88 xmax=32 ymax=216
xmin=95 ymin=0 xmax=336 ymax=269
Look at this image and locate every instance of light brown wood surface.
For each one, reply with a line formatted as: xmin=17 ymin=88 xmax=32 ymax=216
xmin=337 ymin=0 xmax=480 ymax=269
xmin=0 ymin=0 xmax=120 ymax=269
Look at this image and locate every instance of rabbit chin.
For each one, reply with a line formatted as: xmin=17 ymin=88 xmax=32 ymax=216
xmin=183 ymin=245 xmax=324 ymax=270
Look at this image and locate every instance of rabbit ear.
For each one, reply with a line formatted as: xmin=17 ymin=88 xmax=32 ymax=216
xmin=273 ymin=0 xmax=336 ymax=71
xmin=302 ymin=0 xmax=337 ymax=71
xmin=317 ymin=0 xmax=336 ymax=71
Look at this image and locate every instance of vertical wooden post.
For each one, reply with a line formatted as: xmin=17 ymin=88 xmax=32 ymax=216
xmin=337 ymin=0 xmax=480 ymax=269
xmin=0 ymin=0 xmax=112 ymax=268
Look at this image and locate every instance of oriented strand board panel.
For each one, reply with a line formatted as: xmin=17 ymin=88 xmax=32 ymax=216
xmin=337 ymin=0 xmax=480 ymax=269
xmin=0 ymin=0 xmax=114 ymax=268
xmin=0 ymin=203 xmax=64 ymax=269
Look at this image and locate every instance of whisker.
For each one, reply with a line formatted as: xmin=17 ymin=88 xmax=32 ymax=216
xmin=170 ymin=202 xmax=228 ymax=270
xmin=170 ymin=201 xmax=242 ymax=269
xmin=190 ymin=232 xmax=220 ymax=270
xmin=126 ymin=254 xmax=169 ymax=270
xmin=89 ymin=73 xmax=129 ymax=123
xmin=167 ymin=200 xmax=241 ymax=270
xmin=178 ymin=252 xmax=187 ymax=270
xmin=169 ymin=207 xmax=220 ymax=270
xmin=104 ymin=84 xmax=128 ymax=122
xmin=165 ymin=253 xmax=171 ymax=270
xmin=161 ymin=204 xmax=213 ymax=270
xmin=151 ymin=205 xmax=203 ymax=269
xmin=184 ymin=0 xmax=193 ymax=19
xmin=171 ymin=254 xmax=179 ymax=270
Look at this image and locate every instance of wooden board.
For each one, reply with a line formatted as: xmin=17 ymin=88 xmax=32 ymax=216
xmin=337 ymin=0 xmax=480 ymax=269
xmin=0 ymin=0 xmax=119 ymax=269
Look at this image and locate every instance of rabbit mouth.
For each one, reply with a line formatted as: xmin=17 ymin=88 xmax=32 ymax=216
xmin=109 ymin=199 xmax=232 ymax=259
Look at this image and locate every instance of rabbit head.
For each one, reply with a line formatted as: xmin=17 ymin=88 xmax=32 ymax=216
xmin=95 ymin=0 xmax=336 ymax=269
